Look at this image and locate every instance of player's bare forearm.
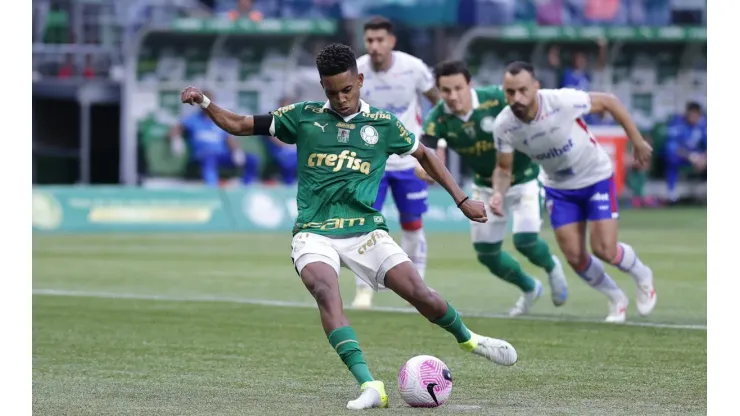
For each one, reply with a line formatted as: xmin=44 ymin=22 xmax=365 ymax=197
xmin=435 ymin=146 xmax=446 ymax=166
xmin=492 ymin=151 xmax=514 ymax=196
xmin=589 ymin=92 xmax=645 ymax=145
xmin=204 ymin=103 xmax=255 ymax=136
xmin=412 ymin=145 xmax=466 ymax=204
xmin=492 ymin=167 xmax=512 ymax=196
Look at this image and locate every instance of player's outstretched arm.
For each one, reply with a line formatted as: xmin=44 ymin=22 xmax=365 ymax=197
xmin=411 ymin=144 xmax=487 ymax=223
xmin=489 ymin=151 xmax=513 ymax=217
xmin=181 ymin=86 xmax=255 ymax=136
xmin=588 ymin=92 xmax=652 ymax=166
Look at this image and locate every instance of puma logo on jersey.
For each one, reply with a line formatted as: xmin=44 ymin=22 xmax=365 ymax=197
xmin=313 ymin=122 xmax=328 ymax=132
xmin=307 ymin=150 xmax=371 ymax=174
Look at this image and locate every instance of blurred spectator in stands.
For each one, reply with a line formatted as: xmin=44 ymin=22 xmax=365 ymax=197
xmin=641 ymin=0 xmax=672 ymax=26
xmin=558 ymin=42 xmax=608 ymax=124
xmin=223 ymin=0 xmax=267 ymax=21
xmin=671 ymin=0 xmax=705 ymax=25
xmin=170 ymin=91 xmax=260 ymax=187
xmin=281 ymin=0 xmax=343 ymax=19
xmin=473 ymin=0 xmax=516 ymax=26
xmin=664 ymin=101 xmax=707 ymax=203
xmin=57 ymin=54 xmax=76 ymax=79
xmin=82 ymin=54 xmax=96 ymax=79
xmin=582 ymin=0 xmax=628 ymax=25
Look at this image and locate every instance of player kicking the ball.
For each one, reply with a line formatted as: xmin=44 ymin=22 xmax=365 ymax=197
xmin=351 ymin=16 xmax=440 ymax=309
xmin=181 ymin=44 xmax=517 ymax=410
xmin=419 ymin=60 xmax=568 ymax=316
xmin=491 ymin=61 xmax=657 ymax=323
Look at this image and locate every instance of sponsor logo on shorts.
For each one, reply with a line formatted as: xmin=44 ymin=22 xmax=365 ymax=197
xmin=406 ymin=190 xmax=428 ymax=200
xmin=357 ymin=231 xmax=390 ymax=255
xmin=590 ymin=192 xmax=610 ymax=202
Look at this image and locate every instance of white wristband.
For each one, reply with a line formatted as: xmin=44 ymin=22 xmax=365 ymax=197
xmin=200 ymin=95 xmax=211 ymax=109
xmin=437 ymin=138 xmax=448 ymax=149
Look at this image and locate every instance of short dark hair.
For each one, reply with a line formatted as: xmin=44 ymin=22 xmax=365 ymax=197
xmin=505 ymin=61 xmax=536 ymax=78
xmin=686 ymin=101 xmax=703 ymax=113
xmin=315 ymin=43 xmax=358 ymax=77
xmin=433 ymin=60 xmax=471 ymax=84
xmin=363 ymin=16 xmax=394 ymax=34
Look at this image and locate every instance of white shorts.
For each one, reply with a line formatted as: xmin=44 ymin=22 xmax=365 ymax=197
xmin=470 ymin=180 xmax=543 ymax=243
xmin=291 ymin=230 xmax=411 ymax=291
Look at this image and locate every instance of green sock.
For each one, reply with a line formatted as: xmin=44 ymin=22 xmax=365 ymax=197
xmin=328 ymin=326 xmax=374 ymax=385
xmin=474 ymin=242 xmax=536 ymax=292
xmin=513 ymin=233 xmax=556 ymax=273
xmin=433 ymin=302 xmax=472 ymax=343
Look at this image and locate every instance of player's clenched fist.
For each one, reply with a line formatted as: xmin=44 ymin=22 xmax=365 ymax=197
xmin=459 ymin=199 xmax=487 ymax=223
xmin=488 ymin=191 xmax=504 ymax=217
xmin=181 ymin=86 xmax=204 ymax=105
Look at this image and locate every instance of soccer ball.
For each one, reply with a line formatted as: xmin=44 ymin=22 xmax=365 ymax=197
xmin=397 ymin=355 xmax=453 ymax=407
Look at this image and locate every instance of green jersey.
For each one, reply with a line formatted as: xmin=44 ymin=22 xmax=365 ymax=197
xmin=271 ymin=100 xmax=418 ymax=237
xmin=423 ymin=85 xmax=539 ymax=187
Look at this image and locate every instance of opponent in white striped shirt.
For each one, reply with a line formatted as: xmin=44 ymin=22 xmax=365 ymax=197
xmin=491 ymin=61 xmax=657 ymax=323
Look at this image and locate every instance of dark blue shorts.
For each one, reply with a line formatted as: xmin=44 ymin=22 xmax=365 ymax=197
xmin=544 ymin=176 xmax=618 ymax=229
xmin=373 ymin=169 xmax=428 ymax=216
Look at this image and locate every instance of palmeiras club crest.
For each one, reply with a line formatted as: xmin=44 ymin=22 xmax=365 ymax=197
xmin=360 ymin=125 xmax=379 ymax=146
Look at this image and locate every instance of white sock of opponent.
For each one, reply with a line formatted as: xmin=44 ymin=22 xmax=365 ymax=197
xmin=575 ymin=255 xmax=625 ymax=301
xmin=611 ymin=242 xmax=652 ymax=283
xmin=401 ymin=228 xmax=427 ymax=280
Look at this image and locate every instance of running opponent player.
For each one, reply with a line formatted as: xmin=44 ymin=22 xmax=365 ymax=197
xmin=491 ymin=61 xmax=657 ymax=323
xmin=351 ymin=16 xmax=440 ymax=309
xmin=180 ymin=44 xmax=517 ymax=410
xmin=419 ymin=60 xmax=568 ymax=316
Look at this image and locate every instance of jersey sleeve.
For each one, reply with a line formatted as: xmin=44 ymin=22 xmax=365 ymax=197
xmin=269 ymin=102 xmax=302 ymax=144
xmin=414 ymin=59 xmax=435 ymax=94
xmin=493 ymin=116 xmax=514 ymax=154
xmin=554 ymin=88 xmax=592 ymax=119
xmin=422 ymin=108 xmax=444 ymax=139
xmin=387 ymin=116 xmax=420 ymax=157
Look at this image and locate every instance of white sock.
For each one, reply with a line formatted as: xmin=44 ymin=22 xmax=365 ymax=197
xmin=402 ymin=229 xmax=427 ymax=280
xmin=576 ymin=255 xmax=625 ymax=301
xmin=614 ymin=242 xmax=651 ymax=283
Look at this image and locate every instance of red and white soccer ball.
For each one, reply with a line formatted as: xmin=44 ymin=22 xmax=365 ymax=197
xmin=398 ymin=355 xmax=453 ymax=407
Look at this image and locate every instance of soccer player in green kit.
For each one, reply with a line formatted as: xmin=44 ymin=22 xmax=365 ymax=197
xmin=418 ymin=60 xmax=568 ymax=316
xmin=180 ymin=44 xmax=517 ymax=410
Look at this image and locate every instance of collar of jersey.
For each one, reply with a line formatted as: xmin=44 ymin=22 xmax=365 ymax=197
xmin=443 ymin=88 xmax=479 ymax=122
xmin=322 ymin=99 xmax=371 ymax=122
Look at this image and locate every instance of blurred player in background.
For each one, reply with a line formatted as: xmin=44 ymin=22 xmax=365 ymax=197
xmin=665 ymin=101 xmax=707 ymax=203
xmin=170 ymin=90 xmax=259 ymax=187
xmin=491 ymin=62 xmax=657 ymax=323
xmin=420 ymin=60 xmax=568 ymax=316
xmin=180 ymin=43 xmax=518 ymax=410
xmin=352 ymin=16 xmax=440 ymax=309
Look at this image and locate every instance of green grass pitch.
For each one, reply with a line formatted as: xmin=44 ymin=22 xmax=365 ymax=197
xmin=33 ymin=208 xmax=706 ymax=415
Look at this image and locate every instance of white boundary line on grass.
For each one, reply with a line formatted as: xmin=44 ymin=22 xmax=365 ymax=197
xmin=32 ymin=288 xmax=707 ymax=331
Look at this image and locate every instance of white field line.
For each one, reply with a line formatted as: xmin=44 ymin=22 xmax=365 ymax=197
xmin=32 ymin=288 xmax=707 ymax=331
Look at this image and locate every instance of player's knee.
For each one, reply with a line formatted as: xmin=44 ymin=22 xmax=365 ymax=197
xmin=563 ymin=250 xmax=589 ymax=271
xmin=512 ymin=233 xmax=537 ymax=254
xmin=300 ymin=265 xmax=338 ymax=306
xmin=590 ymin=242 xmax=617 ymax=263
